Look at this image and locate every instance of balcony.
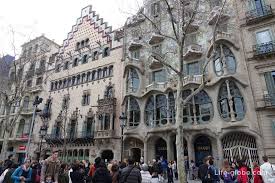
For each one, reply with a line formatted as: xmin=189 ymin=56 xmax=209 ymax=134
xmin=94 ymin=130 xmax=115 ymax=139
xmin=21 ymin=108 xmax=33 ymax=115
xmin=149 ymin=33 xmax=164 ymax=45
xmin=25 ymin=69 xmax=35 ymax=79
xmin=126 ymin=14 xmax=145 ymax=27
xmin=183 ymin=75 xmax=203 ymax=86
xmin=35 ymin=66 xmax=45 ymax=75
xmin=124 ymin=57 xmax=145 ymax=75
xmin=264 ymin=92 xmax=275 ymax=107
xmin=144 ymin=82 xmax=168 ymax=93
xmin=246 ymin=5 xmax=273 ymax=25
xmin=209 ymin=24 xmax=238 ymax=46
xmin=15 ymin=133 xmax=29 ymax=141
xmin=45 ymin=131 xmax=94 ymax=144
xmin=26 ymin=85 xmax=43 ymax=93
xmin=183 ymin=44 xmax=203 ymax=60
xmin=208 ymin=6 xmax=230 ymax=25
xmin=184 ymin=22 xmax=199 ymax=34
xmin=253 ymin=41 xmax=275 ymax=58
xmin=128 ymin=41 xmax=143 ymax=51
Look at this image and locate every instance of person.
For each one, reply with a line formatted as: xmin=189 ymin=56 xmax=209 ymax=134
xmin=2 ymin=163 xmax=18 ymax=183
xmin=207 ymin=156 xmax=220 ymax=183
xmin=70 ymin=163 xmax=85 ymax=183
xmin=111 ymin=164 xmax=119 ymax=183
xmin=160 ymin=157 xmax=168 ymax=179
xmin=260 ymin=155 xmax=275 ymax=183
xmin=253 ymin=162 xmax=263 ymax=183
xmin=4 ymin=155 xmax=14 ymax=169
xmin=140 ymin=164 xmax=151 ymax=183
xmin=221 ymin=160 xmax=234 ymax=183
xmin=119 ymin=157 xmax=141 ymax=183
xmin=41 ymin=150 xmax=61 ymax=183
xmin=236 ymin=159 xmax=248 ymax=183
xmin=167 ymin=162 xmax=174 ymax=183
xmin=198 ymin=156 xmax=210 ymax=183
xmin=231 ymin=162 xmax=238 ymax=183
xmin=88 ymin=157 xmax=101 ymax=177
xmin=11 ymin=159 xmax=32 ymax=183
xmin=58 ymin=163 xmax=69 ymax=183
xmin=0 ymin=161 xmax=12 ymax=183
xmin=171 ymin=160 xmax=178 ymax=180
xmin=92 ymin=161 xmax=112 ymax=183
xmin=190 ymin=160 xmax=196 ymax=180
xmin=31 ymin=160 xmax=41 ymax=183
xmin=0 ymin=161 xmax=3 ymax=175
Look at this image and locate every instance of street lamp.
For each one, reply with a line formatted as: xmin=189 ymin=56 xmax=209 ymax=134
xmin=119 ymin=112 xmax=127 ymax=162
xmin=38 ymin=125 xmax=47 ymax=160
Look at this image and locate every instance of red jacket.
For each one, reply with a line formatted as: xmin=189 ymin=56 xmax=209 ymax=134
xmin=237 ymin=166 xmax=249 ymax=183
xmin=253 ymin=167 xmax=263 ymax=183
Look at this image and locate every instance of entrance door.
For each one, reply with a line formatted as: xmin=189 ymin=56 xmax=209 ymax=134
xmin=131 ymin=148 xmax=141 ymax=163
xmin=101 ymin=150 xmax=114 ymax=163
xmin=155 ymin=138 xmax=167 ymax=160
xmin=194 ymin=136 xmax=212 ymax=166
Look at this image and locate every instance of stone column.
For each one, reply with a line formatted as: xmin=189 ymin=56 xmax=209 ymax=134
xmin=167 ymin=135 xmax=174 ymax=161
xmin=217 ymin=138 xmax=223 ymax=168
xmin=144 ymin=140 xmax=148 ymax=164
xmin=187 ymin=136 xmax=194 ymax=162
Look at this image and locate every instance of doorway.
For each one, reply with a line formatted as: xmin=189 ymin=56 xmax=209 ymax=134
xmin=155 ymin=138 xmax=167 ymax=160
xmin=101 ymin=150 xmax=114 ymax=163
xmin=194 ymin=136 xmax=212 ymax=166
xmin=131 ymin=148 xmax=141 ymax=163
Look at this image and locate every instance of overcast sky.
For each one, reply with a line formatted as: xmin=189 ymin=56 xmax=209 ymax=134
xmin=0 ymin=0 xmax=142 ymax=55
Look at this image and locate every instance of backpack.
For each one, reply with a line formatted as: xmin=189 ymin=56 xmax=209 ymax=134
xmin=223 ymin=171 xmax=233 ymax=182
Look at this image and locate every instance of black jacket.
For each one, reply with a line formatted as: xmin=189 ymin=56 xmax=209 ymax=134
xmin=92 ymin=167 xmax=112 ymax=183
xmin=70 ymin=170 xmax=85 ymax=183
xmin=198 ymin=164 xmax=209 ymax=183
xmin=119 ymin=165 xmax=141 ymax=183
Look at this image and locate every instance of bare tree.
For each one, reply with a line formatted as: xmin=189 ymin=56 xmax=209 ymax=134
xmin=124 ymin=0 xmax=228 ymax=182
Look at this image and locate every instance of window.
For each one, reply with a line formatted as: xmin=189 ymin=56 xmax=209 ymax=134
xmin=92 ymin=70 xmax=97 ymax=80
xmin=82 ymin=92 xmax=90 ymax=106
xmin=218 ymin=80 xmax=245 ymax=121
xmin=87 ymin=72 xmax=91 ymax=81
xmin=36 ymin=77 xmax=43 ymax=85
xmin=64 ymin=61 xmax=69 ymax=70
xmin=187 ymin=62 xmax=201 ymax=75
xmin=185 ymin=33 xmax=197 ymax=46
xmin=105 ymin=86 xmax=113 ymax=98
xmin=83 ymin=117 xmax=94 ymax=137
xmin=130 ymin=49 xmax=140 ymax=60
xmin=214 ymin=44 xmax=236 ymax=76
xmin=53 ymin=122 xmax=61 ymax=138
xmin=210 ymin=0 xmax=222 ymax=8
xmin=99 ymin=114 xmax=111 ymax=131
xmin=255 ymin=30 xmax=273 ymax=54
xmin=81 ymin=73 xmax=86 ymax=83
xmin=151 ymin=1 xmax=160 ymax=17
xmin=76 ymin=75 xmax=81 ymax=85
xmin=109 ymin=66 xmax=113 ymax=76
xmin=68 ymin=78 xmax=72 ymax=87
xmin=82 ymin=55 xmax=88 ymax=64
xmin=126 ymin=97 xmax=140 ymax=127
xmin=30 ymin=63 xmax=35 ymax=70
xmin=76 ymin=42 xmax=80 ymax=50
xmin=145 ymin=93 xmax=175 ymax=127
xmin=93 ymin=51 xmax=99 ymax=60
xmin=98 ymin=69 xmax=103 ymax=79
xmin=72 ymin=76 xmax=76 ymax=86
xmin=264 ymin=71 xmax=275 ymax=105
xmin=55 ymin=64 xmax=61 ymax=72
xmin=103 ymin=47 xmax=110 ymax=57
xmin=63 ymin=79 xmax=67 ymax=88
xmin=26 ymin=80 xmax=32 ymax=87
xmin=39 ymin=60 xmax=46 ymax=69
xmin=17 ymin=119 xmax=25 ymax=137
xmin=256 ymin=30 xmax=272 ymax=44
xmin=58 ymin=80 xmax=63 ymax=89
xmin=68 ymin=120 xmax=77 ymax=139
xmin=153 ymin=69 xmax=166 ymax=83
xmin=62 ymin=95 xmax=70 ymax=109
xmin=73 ymin=58 xmax=78 ymax=67
xmin=103 ymin=67 xmax=108 ymax=77
xmin=54 ymin=81 xmax=58 ymax=89
xmin=127 ymin=68 xmax=140 ymax=93
xmin=85 ymin=38 xmax=90 ymax=46
xmin=23 ymin=96 xmax=30 ymax=109
xmin=182 ymin=89 xmax=213 ymax=124
xmin=50 ymin=82 xmax=54 ymax=91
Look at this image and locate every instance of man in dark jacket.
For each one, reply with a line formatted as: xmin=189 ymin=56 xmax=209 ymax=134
xmin=119 ymin=158 xmax=141 ymax=183
xmin=92 ymin=161 xmax=112 ymax=183
xmin=198 ymin=156 xmax=211 ymax=183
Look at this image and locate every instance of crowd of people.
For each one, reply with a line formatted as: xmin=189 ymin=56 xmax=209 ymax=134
xmin=0 ymin=151 xmax=275 ymax=183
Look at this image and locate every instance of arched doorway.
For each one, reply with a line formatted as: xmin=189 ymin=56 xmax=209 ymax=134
xmin=131 ymin=148 xmax=141 ymax=163
xmin=155 ymin=138 xmax=167 ymax=160
xmin=101 ymin=150 xmax=114 ymax=162
xmin=222 ymin=132 xmax=259 ymax=168
xmin=194 ymin=136 xmax=212 ymax=166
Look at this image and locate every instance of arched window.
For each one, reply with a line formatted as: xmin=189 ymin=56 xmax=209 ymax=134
xmin=218 ymin=80 xmax=245 ymax=122
xmin=126 ymin=97 xmax=140 ymax=127
xmin=109 ymin=66 xmax=113 ymax=76
xmin=98 ymin=69 xmax=102 ymax=79
xmin=76 ymin=75 xmax=81 ymax=84
xmin=105 ymin=86 xmax=113 ymax=98
xmin=54 ymin=81 xmax=58 ymax=89
xmin=214 ymin=44 xmax=236 ymax=76
xmin=127 ymin=68 xmax=140 ymax=93
xmin=73 ymin=58 xmax=78 ymax=67
xmin=17 ymin=119 xmax=25 ymax=137
xmin=92 ymin=70 xmax=97 ymax=80
xmin=103 ymin=67 xmax=108 ymax=78
xmin=76 ymin=42 xmax=80 ymax=50
xmin=182 ymin=89 xmax=213 ymax=124
xmin=87 ymin=72 xmax=91 ymax=81
xmin=81 ymin=73 xmax=86 ymax=83
xmin=103 ymin=47 xmax=110 ymax=57
xmin=85 ymin=38 xmax=90 ymax=46
xmin=81 ymin=40 xmax=85 ymax=47
xmin=50 ymin=82 xmax=54 ymax=91
xmin=23 ymin=96 xmax=30 ymax=109
xmin=59 ymin=80 xmax=63 ymax=89
xmin=72 ymin=76 xmax=76 ymax=85
xmin=68 ymin=77 xmax=72 ymax=87
xmin=145 ymin=93 xmax=175 ymax=127
xmin=93 ymin=51 xmax=99 ymax=60
xmin=82 ymin=55 xmax=88 ymax=64
xmin=63 ymin=79 xmax=67 ymax=88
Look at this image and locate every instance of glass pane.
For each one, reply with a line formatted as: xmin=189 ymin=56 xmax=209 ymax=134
xmin=153 ymin=70 xmax=166 ymax=83
xmin=187 ymin=62 xmax=200 ymax=75
xmin=256 ymin=30 xmax=272 ymax=44
xmin=226 ymin=56 xmax=236 ymax=74
xmin=214 ymin=58 xmax=223 ymax=76
xmin=234 ymin=97 xmax=245 ymax=120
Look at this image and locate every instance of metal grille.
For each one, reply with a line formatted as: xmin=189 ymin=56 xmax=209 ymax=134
xmin=222 ymin=133 xmax=259 ymax=167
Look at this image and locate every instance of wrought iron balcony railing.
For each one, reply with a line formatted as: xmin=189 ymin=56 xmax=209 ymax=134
xmin=264 ymin=93 xmax=275 ymax=107
xmin=246 ymin=5 xmax=273 ymax=24
xmin=253 ymin=41 xmax=275 ymax=57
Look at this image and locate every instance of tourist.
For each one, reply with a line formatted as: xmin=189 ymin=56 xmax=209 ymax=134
xmin=58 ymin=163 xmax=69 ymax=183
xmin=4 ymin=155 xmax=14 ymax=169
xmin=70 ymin=163 xmax=85 ymax=183
xmin=252 ymin=162 xmax=263 ymax=183
xmin=171 ymin=160 xmax=177 ymax=180
xmin=260 ymin=155 xmax=275 ymax=183
xmin=221 ymin=160 xmax=234 ymax=183
xmin=2 ymin=163 xmax=18 ymax=183
xmin=92 ymin=161 xmax=112 ymax=183
xmin=11 ymin=159 xmax=32 ymax=183
xmin=140 ymin=164 xmax=151 ymax=183
xmin=160 ymin=157 xmax=168 ymax=179
xmin=41 ymin=150 xmax=61 ymax=183
xmin=110 ymin=164 xmax=119 ymax=183
xmin=207 ymin=156 xmax=220 ymax=183
xmin=119 ymin=157 xmax=141 ymax=183
xmin=89 ymin=157 xmax=101 ymax=177
xmin=198 ymin=156 xmax=210 ymax=183
xmin=190 ymin=160 xmax=196 ymax=180
xmin=236 ymin=159 xmax=248 ymax=183
xmin=167 ymin=162 xmax=174 ymax=183
xmin=231 ymin=162 xmax=238 ymax=182
xmin=31 ymin=160 xmax=41 ymax=183
xmin=0 ymin=160 xmax=12 ymax=183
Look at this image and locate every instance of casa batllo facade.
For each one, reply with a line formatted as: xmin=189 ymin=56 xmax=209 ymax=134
xmin=121 ymin=0 xmax=268 ymax=167
xmin=42 ymin=5 xmax=124 ymax=162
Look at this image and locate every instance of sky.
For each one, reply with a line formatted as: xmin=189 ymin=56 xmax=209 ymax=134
xmin=0 ymin=0 xmax=143 ymax=56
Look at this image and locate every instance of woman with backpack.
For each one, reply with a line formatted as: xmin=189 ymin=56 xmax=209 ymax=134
xmin=221 ymin=160 xmax=234 ymax=183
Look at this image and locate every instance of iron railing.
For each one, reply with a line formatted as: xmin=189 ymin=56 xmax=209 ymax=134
xmin=264 ymin=93 xmax=275 ymax=107
xmin=246 ymin=5 xmax=273 ymax=24
xmin=253 ymin=41 xmax=275 ymax=57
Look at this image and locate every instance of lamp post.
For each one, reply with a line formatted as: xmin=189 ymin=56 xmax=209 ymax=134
xmin=119 ymin=112 xmax=127 ymax=162
xmin=38 ymin=125 xmax=47 ymax=160
xmin=26 ymin=96 xmax=43 ymax=159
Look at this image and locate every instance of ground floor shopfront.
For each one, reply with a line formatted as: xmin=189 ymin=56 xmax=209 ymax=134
xmin=123 ymin=129 xmax=265 ymax=168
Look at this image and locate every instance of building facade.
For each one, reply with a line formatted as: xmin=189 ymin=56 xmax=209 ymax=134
xmin=236 ymin=0 xmax=275 ymax=162
xmin=0 ymin=35 xmax=59 ymax=163
xmin=121 ymin=0 xmax=267 ymax=167
xmin=41 ymin=5 xmax=124 ymax=162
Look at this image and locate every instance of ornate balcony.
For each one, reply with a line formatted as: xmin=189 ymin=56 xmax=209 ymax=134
xmin=27 ymin=85 xmax=43 ymax=93
xmin=183 ymin=44 xmax=203 ymax=60
xmin=144 ymin=82 xmax=168 ymax=93
xmin=183 ymin=75 xmax=203 ymax=86
xmin=264 ymin=92 xmax=275 ymax=107
xmin=149 ymin=33 xmax=164 ymax=45
xmin=94 ymin=130 xmax=115 ymax=139
xmin=208 ymin=6 xmax=230 ymax=25
xmin=246 ymin=5 xmax=273 ymax=25
xmin=253 ymin=41 xmax=275 ymax=58
xmin=209 ymin=24 xmax=238 ymax=46
xmin=45 ymin=131 xmax=94 ymax=144
xmin=126 ymin=14 xmax=145 ymax=27
xmin=25 ymin=69 xmax=35 ymax=79
xmin=124 ymin=57 xmax=145 ymax=75
xmin=184 ymin=22 xmax=199 ymax=34
xmin=128 ymin=41 xmax=143 ymax=51
xmin=35 ymin=66 xmax=45 ymax=75
xmin=21 ymin=108 xmax=33 ymax=116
